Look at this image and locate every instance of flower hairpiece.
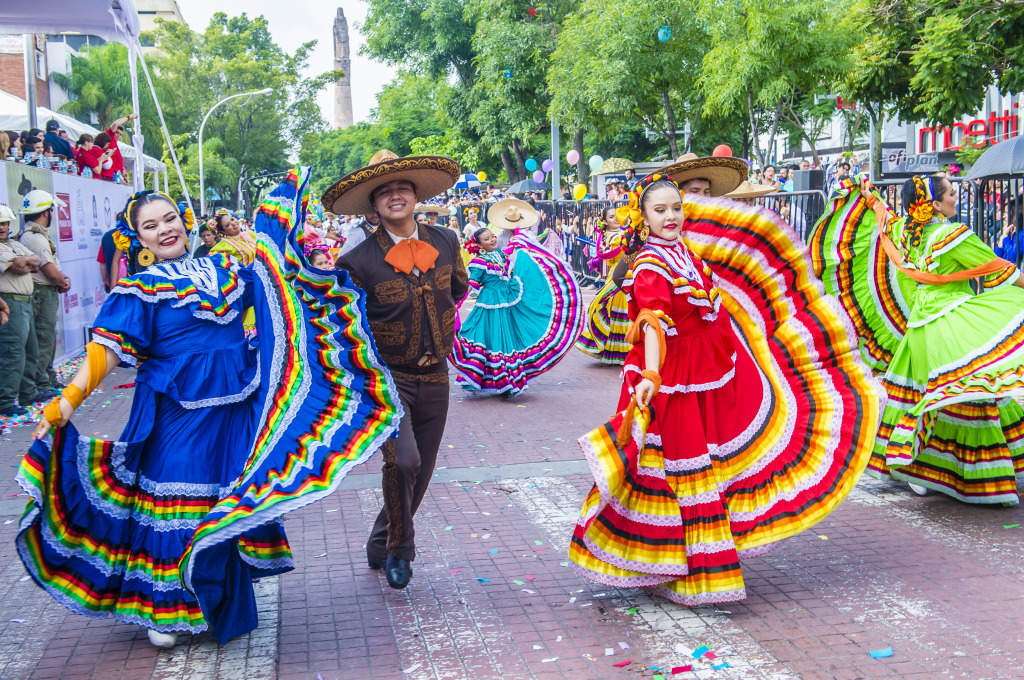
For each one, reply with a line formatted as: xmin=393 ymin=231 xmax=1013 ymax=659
xmin=617 ymin=173 xmax=678 ymax=253
xmin=463 ymin=234 xmax=482 ymax=255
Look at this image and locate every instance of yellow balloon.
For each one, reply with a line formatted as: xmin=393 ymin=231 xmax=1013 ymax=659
xmin=572 ymin=183 xmax=587 ymax=201
xmin=478 ymin=171 xmax=487 ymax=182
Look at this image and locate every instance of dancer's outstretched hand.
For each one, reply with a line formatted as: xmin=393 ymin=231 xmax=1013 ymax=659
xmin=635 ymin=378 xmax=657 ymax=407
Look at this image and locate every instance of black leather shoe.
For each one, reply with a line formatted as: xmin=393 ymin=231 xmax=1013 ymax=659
xmin=385 ymin=555 xmax=412 ymax=589
xmin=31 ymin=389 xmax=60 ymax=403
xmin=367 ymin=555 xmax=386 ymax=570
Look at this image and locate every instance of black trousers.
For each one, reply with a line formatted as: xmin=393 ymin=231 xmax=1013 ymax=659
xmin=367 ymin=377 xmax=449 ymax=562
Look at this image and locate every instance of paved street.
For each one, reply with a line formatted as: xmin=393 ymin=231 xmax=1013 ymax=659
xmin=2 ymin=329 xmax=1024 ymax=680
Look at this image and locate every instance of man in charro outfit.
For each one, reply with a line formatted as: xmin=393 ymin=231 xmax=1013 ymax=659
xmin=325 ymin=150 xmax=468 ymax=590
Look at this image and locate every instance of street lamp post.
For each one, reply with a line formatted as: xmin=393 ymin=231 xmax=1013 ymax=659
xmin=198 ymin=88 xmax=273 ymax=217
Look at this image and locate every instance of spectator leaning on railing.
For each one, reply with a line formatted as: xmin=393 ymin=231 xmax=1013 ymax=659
xmin=90 ymin=132 xmax=116 ymax=180
xmin=105 ymin=113 xmax=137 ymax=183
xmin=43 ymin=120 xmax=74 ymax=160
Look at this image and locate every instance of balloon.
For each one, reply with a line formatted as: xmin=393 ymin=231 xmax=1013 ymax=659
xmin=503 ymin=68 xmax=513 ymax=79
xmin=542 ymin=159 xmax=553 ymax=173
xmin=527 ymin=6 xmax=538 ymax=17
xmin=572 ymin=183 xmax=587 ymax=201
xmin=658 ymin=26 xmax=672 ymax=42
xmin=478 ymin=171 xmax=487 ymax=181
xmin=525 ymin=158 xmax=538 ymax=172
xmin=532 ymin=169 xmax=545 ymax=182
xmin=712 ymin=144 xmax=733 ymax=157
xmin=566 ymin=149 xmax=580 ymax=165
xmin=588 ymin=155 xmax=604 ymax=172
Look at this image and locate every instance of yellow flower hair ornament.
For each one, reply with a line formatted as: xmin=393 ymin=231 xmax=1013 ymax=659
xmin=906 ymin=175 xmax=935 ymax=250
xmin=619 ymin=173 xmax=678 ymax=254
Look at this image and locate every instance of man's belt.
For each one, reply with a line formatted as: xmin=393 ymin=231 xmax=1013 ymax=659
xmin=0 ymin=292 xmax=32 ymax=303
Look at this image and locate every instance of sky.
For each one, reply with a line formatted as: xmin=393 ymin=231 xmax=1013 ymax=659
xmin=175 ymin=0 xmax=397 ymax=125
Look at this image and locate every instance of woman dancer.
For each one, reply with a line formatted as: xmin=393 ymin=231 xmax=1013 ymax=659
xmin=449 ymin=199 xmax=583 ymax=396
xmin=576 ymin=207 xmax=631 ymax=364
xmin=209 ymin=208 xmax=258 ymax=264
xmin=570 ymin=174 xmax=882 ymax=604
xmin=17 ymin=175 xmax=400 ymax=646
xmin=811 ymin=176 xmax=1024 ymax=504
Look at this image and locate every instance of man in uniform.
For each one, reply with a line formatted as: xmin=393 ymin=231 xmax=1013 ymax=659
xmin=19 ymin=190 xmax=71 ymax=393
xmin=0 ymin=204 xmax=48 ymax=416
xmin=326 ymin=150 xmax=468 ymax=590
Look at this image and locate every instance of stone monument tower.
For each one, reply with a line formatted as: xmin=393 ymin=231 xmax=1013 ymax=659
xmin=333 ymin=8 xmax=354 ymax=129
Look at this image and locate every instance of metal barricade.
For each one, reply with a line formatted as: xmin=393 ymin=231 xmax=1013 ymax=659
xmin=744 ymin=190 xmax=829 ymax=242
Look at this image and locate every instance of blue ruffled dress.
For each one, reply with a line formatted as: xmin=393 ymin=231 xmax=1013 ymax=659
xmin=16 ymin=171 xmax=402 ymax=643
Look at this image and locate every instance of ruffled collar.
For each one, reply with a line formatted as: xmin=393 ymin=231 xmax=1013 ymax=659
xmin=647 ymin=235 xmax=680 ymax=247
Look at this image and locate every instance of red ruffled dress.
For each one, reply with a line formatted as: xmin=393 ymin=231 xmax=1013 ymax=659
xmin=570 ymin=197 xmax=885 ymax=605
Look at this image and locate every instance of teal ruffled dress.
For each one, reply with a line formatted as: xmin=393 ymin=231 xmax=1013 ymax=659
xmin=449 ymin=235 xmax=583 ymax=396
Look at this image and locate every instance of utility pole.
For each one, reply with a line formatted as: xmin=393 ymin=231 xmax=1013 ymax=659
xmin=550 ymin=120 xmax=560 ymax=200
xmin=23 ymin=35 xmax=38 ymax=129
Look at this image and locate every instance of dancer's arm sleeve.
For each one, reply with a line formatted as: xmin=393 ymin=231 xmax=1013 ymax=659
xmin=89 ymin=289 xmax=155 ymax=366
xmin=949 ymin=231 xmax=1022 ymax=289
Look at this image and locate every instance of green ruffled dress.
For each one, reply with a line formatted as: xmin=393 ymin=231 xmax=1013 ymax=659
xmin=811 ymin=178 xmax=1024 ymax=504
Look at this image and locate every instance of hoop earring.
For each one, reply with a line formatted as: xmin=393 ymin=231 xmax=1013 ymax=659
xmin=137 ymin=249 xmax=155 ymax=268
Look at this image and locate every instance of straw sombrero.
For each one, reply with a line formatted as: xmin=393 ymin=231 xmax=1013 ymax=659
xmin=595 ymin=158 xmax=637 ymax=175
xmin=724 ymin=181 xmax=776 ymax=199
xmin=416 ymin=203 xmax=452 ymax=216
xmin=487 ymin=198 xmax=539 ymax=231
xmin=322 ymin=149 xmax=460 ymax=215
xmin=653 ymin=153 xmax=747 ymax=197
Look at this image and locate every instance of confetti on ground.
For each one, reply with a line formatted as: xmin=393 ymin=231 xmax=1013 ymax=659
xmin=444 ymin=526 xmax=453 ymax=531
xmin=556 ymin=636 xmax=562 ymax=642
xmin=671 ymin=666 xmax=692 ymax=674
xmin=113 ymin=382 xmax=135 ymax=389
xmin=523 ymin=574 xmax=535 ymax=580
xmin=476 ymin=578 xmax=490 ymax=583
xmin=534 ymin=540 xmax=544 ymax=545
xmin=605 ymin=648 xmax=615 ymax=656
xmin=618 ymin=642 xmax=630 ymax=650
xmin=481 ymin=534 xmax=491 ymax=539
xmin=402 ymin=662 xmax=422 ymax=673
xmin=870 ymin=647 xmax=893 ymax=659
xmin=711 ymin=663 xmax=731 ymax=669
xmin=315 ymin=553 xmax=327 ymax=558
xmin=512 ymin=580 xmax=525 ymax=585
xmin=692 ymin=645 xmax=710 ymax=659
xmin=541 ymin=657 xmax=558 ymax=663
xmin=490 ymin=548 xmax=498 ymax=554
xmin=449 ymin=569 xmax=463 ymax=574
xmin=1004 ymin=524 xmax=1021 ymax=529
xmin=521 ymin=589 xmax=536 ymax=595
xmin=626 ymin=607 xmax=639 ymax=614
xmin=8 ymin=619 xmax=25 ymax=624
xmin=613 ymin=660 xmax=632 ymax=668
xmin=818 ymin=534 xmax=829 ymax=540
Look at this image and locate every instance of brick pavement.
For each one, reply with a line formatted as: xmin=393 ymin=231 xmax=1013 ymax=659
xmin=1 ymin=342 xmax=1024 ymax=679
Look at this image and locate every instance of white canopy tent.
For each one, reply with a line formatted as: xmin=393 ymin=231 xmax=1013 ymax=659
xmin=0 ymin=90 xmax=166 ymax=174
xmin=1 ymin=0 xmax=191 ymax=204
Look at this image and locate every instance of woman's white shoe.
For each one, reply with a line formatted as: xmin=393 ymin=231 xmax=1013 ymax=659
xmin=908 ymin=483 xmax=929 ymax=496
xmin=147 ymin=629 xmax=178 ymax=648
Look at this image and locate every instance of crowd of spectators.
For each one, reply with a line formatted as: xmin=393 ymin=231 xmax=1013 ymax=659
xmin=1 ymin=115 xmax=134 ymax=184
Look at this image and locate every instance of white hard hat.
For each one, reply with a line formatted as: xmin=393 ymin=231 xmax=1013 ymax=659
xmin=20 ymin=189 xmax=67 ymax=216
xmin=0 ymin=204 xmax=15 ymax=223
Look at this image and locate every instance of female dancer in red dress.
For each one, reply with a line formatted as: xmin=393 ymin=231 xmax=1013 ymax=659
xmin=570 ymin=173 xmax=884 ymax=604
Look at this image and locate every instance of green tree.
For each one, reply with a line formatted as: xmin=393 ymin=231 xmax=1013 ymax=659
xmin=299 ymin=124 xmax=380 ymax=196
xmin=550 ymin=0 xmax=710 ymax=160
xmin=371 ymin=72 xmax=447 ymax=155
xmin=700 ymin=0 xmax=860 ymax=169
xmin=49 ymin=42 xmax=165 ymax=155
xmin=147 ymin=13 xmax=338 ymax=204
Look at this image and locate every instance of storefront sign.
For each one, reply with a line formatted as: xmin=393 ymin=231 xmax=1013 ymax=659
xmin=917 ymin=104 xmax=1020 ymax=153
xmin=883 ymin=149 xmax=943 ymax=174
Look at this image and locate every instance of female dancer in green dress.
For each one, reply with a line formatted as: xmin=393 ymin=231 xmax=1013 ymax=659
xmin=811 ymin=175 xmax=1024 ymax=504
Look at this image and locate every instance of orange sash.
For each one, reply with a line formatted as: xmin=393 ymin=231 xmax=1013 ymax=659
xmin=868 ymin=193 xmax=1015 ymax=285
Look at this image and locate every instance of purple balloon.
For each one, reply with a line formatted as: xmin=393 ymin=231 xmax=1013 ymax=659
xmin=532 ymin=169 xmax=545 ymax=182
xmin=541 ymin=159 xmax=553 ymax=173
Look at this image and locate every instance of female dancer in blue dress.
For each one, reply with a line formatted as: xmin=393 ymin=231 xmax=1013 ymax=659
xmin=18 ymin=172 xmax=401 ymax=647
xmin=449 ymin=199 xmax=584 ymax=396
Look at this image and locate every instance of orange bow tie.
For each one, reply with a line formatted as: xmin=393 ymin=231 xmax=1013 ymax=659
xmin=385 ymin=238 xmax=439 ymax=275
